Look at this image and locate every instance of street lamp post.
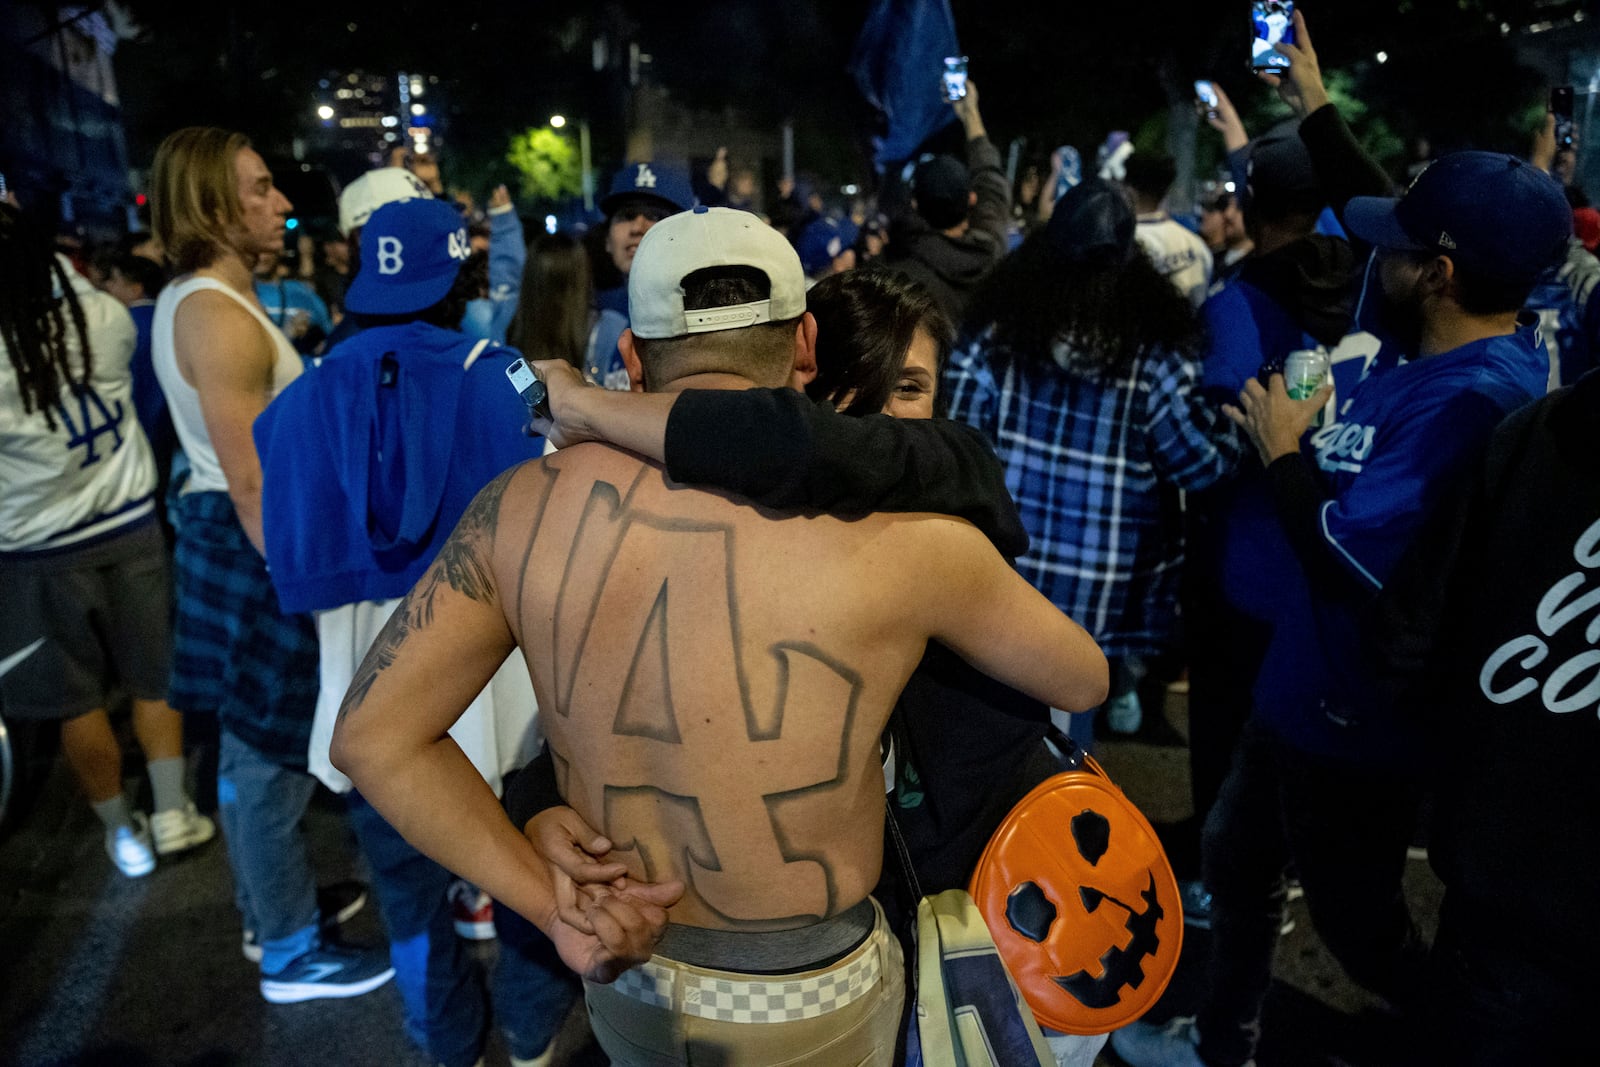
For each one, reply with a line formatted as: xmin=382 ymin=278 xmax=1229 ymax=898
xmin=551 ymin=114 xmax=594 ymax=214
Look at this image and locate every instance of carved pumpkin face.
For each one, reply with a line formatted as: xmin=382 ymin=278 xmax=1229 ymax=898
xmin=969 ymin=771 xmax=1183 ymax=1034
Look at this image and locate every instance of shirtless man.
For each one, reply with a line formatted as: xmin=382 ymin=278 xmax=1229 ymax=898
xmin=332 ymin=206 xmax=1108 ymax=1065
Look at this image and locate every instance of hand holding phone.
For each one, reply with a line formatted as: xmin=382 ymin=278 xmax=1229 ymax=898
xmin=942 ymin=56 xmax=969 ymax=102
xmin=506 ymin=358 xmax=551 ymax=423
xmin=1250 ymin=1 xmax=1295 ymax=73
xmin=1195 ymin=80 xmax=1221 ymax=121
xmin=1553 ymin=87 xmax=1576 ymax=150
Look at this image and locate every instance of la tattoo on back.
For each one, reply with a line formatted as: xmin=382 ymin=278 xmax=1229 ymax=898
xmin=538 ymin=471 xmax=864 ymax=928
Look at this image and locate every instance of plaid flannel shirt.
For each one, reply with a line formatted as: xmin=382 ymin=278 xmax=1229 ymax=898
xmin=944 ymin=331 xmax=1243 ymax=658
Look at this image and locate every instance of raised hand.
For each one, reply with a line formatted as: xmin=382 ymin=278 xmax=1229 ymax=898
xmin=1260 ymin=8 xmax=1331 ymax=119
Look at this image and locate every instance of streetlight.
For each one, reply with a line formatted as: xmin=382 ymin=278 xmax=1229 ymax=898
xmin=551 ymin=114 xmax=593 ymax=213
xmin=316 ymin=104 xmax=334 ymax=120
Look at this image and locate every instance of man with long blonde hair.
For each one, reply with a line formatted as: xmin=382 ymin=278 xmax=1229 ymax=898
xmin=149 ymin=126 xmax=393 ymax=1004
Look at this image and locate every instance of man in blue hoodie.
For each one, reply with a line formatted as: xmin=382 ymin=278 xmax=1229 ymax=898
xmin=254 ymin=199 xmax=574 ymax=1067
xmin=1113 ymin=12 xmax=1570 ymax=1067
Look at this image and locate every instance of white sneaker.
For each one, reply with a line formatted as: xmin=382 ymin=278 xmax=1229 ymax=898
xmin=509 ymin=1040 xmax=556 ymax=1067
xmin=150 ymin=802 xmax=216 ymax=855
xmin=106 ymin=812 xmax=156 ymax=877
xmin=1106 ymin=689 xmax=1143 ymax=734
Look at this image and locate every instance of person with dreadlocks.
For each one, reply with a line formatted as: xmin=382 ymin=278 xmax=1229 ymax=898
xmin=0 ymin=201 xmax=214 ymax=877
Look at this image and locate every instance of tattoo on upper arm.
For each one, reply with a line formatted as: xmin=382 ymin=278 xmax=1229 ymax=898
xmin=337 ymin=466 xmax=517 ymax=723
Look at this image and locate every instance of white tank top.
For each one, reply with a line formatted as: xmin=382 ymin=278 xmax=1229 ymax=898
xmin=152 ymin=275 xmax=302 ymax=495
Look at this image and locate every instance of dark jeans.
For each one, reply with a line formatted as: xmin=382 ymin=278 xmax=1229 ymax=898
xmin=1197 ymin=723 xmax=1426 ymax=1067
xmin=347 ymin=793 xmax=579 ymax=1067
xmin=1422 ymin=895 xmax=1590 ymax=1067
xmin=1183 ymin=578 xmax=1270 ymax=842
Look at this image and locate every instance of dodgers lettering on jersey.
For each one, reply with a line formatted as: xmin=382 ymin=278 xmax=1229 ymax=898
xmin=1479 ymin=515 xmax=1600 ymax=718
xmin=1310 ymin=417 xmax=1375 ymax=475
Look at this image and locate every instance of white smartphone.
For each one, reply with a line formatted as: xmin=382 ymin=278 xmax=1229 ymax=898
xmin=506 ymin=358 xmax=549 ymax=419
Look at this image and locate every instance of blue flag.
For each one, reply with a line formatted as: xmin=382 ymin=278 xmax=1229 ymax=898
xmin=849 ymin=0 xmax=961 ymax=171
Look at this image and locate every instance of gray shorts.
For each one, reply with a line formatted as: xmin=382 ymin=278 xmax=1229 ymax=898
xmin=0 ymin=519 xmax=172 ymax=720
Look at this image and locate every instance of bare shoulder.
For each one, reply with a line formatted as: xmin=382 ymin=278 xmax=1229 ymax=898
xmin=171 ymin=286 xmax=275 ymax=385
xmin=172 ymin=285 xmax=260 ymax=333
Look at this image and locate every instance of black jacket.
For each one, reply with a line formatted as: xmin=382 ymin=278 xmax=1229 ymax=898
xmin=884 ymin=135 xmax=1012 ymax=330
xmin=1375 ymin=370 xmax=1600 ymax=976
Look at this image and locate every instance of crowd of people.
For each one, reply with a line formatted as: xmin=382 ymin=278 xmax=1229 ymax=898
xmin=3 ymin=6 xmax=1597 ymax=1066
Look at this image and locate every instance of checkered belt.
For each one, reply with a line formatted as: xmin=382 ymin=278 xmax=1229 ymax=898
xmin=608 ymin=938 xmax=884 ymax=1024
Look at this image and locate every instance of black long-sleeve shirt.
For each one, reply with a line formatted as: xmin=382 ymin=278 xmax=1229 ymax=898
xmin=664 ymin=387 xmax=1030 ymax=560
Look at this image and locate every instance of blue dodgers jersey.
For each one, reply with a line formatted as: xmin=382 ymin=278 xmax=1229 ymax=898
xmin=1309 ymin=321 xmax=1548 ymax=589
xmin=1196 ymin=280 xmax=1381 ymax=624
xmin=1254 ymin=321 xmax=1548 ymax=764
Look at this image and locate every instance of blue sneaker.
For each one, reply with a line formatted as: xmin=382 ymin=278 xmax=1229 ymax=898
xmin=260 ymin=943 xmax=395 ymax=1004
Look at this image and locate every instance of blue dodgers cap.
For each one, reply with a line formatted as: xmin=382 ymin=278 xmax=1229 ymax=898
xmin=344 ymin=199 xmax=474 ymax=316
xmin=796 ymin=216 xmax=860 ymax=276
xmin=599 ymin=160 xmax=694 ymax=218
xmin=1345 ymin=151 xmax=1572 ymax=284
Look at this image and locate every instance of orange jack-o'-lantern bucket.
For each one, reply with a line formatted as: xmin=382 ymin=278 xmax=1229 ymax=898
xmin=968 ymin=746 xmax=1183 ymax=1035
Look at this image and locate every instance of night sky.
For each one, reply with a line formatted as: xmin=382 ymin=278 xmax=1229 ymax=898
xmin=109 ymin=0 xmax=1583 ymax=202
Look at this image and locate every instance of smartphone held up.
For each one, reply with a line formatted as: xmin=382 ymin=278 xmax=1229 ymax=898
xmin=1553 ymin=86 xmax=1576 ymax=150
xmin=1195 ymin=80 xmax=1221 ymax=121
xmin=942 ymin=56 xmax=969 ymax=102
xmin=506 ymin=358 xmax=550 ymax=422
xmin=1251 ymin=0 xmax=1295 ymax=73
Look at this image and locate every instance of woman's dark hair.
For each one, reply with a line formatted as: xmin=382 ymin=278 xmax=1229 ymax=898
xmin=350 ymin=249 xmax=488 ymax=331
xmin=964 ymin=232 xmax=1203 ymax=378
xmin=805 ymin=267 xmax=954 ymax=415
xmin=509 ymin=233 xmax=592 ymax=368
xmin=0 ymin=203 xmax=94 ymax=430
xmin=585 ymin=223 xmax=625 ymax=291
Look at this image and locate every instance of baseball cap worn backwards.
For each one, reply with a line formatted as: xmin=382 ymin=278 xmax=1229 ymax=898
xmin=338 ymin=166 xmax=434 ymax=236
xmin=600 ymin=160 xmax=694 ymax=218
xmin=1344 ymin=151 xmax=1572 ymax=284
xmin=344 ymin=199 xmax=473 ymax=316
xmin=628 ymin=206 xmax=807 ymax=339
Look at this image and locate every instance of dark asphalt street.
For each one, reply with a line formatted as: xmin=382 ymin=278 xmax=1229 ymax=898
xmin=0 ymin=688 xmax=1439 ymax=1067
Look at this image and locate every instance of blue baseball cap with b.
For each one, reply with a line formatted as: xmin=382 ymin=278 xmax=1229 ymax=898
xmin=599 ymin=160 xmax=694 ymax=219
xmin=345 ymin=199 xmax=474 ymax=315
xmin=1344 ymin=151 xmax=1572 ymax=284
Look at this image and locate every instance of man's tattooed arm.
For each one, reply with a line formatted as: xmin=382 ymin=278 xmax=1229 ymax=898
xmin=338 ymin=466 xmax=516 ymax=724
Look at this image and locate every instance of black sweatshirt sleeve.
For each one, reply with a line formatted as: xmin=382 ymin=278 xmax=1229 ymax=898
xmin=1265 ymin=452 xmax=1374 ymax=602
xmin=1298 ymin=103 xmax=1396 ymax=236
xmin=500 ymin=746 xmax=565 ymax=830
xmin=663 ymin=388 xmax=1030 ymax=559
xmin=964 ymin=135 xmax=1013 ymax=262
